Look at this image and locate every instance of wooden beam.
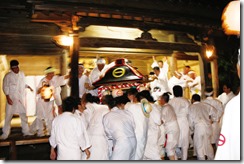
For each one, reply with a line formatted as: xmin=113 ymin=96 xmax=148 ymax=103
xmin=79 ymin=37 xmax=201 ymax=52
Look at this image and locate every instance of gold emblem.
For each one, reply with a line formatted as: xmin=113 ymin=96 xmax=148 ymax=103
xmin=112 ymin=68 xmax=125 ymax=78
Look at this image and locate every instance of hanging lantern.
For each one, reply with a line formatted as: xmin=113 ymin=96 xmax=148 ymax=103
xmin=40 ymin=83 xmax=53 ymax=102
xmin=222 ymin=0 xmax=240 ymax=35
xmin=205 ymin=45 xmax=215 ymax=59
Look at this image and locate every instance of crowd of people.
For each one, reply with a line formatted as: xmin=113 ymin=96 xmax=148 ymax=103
xmin=0 ymin=54 xmax=240 ymax=160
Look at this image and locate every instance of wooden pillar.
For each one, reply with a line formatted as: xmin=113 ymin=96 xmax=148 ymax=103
xmin=170 ymin=52 xmax=177 ymax=76
xmin=198 ymin=47 xmax=207 ymax=99
xmin=9 ymin=140 xmax=16 ymax=160
xmin=211 ymin=58 xmax=219 ymax=98
xmin=61 ymin=50 xmax=69 ymax=99
xmin=69 ymin=33 xmax=79 ymax=98
xmin=69 ymin=15 xmax=80 ymax=99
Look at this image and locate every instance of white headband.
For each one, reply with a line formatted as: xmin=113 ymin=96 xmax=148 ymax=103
xmin=188 ymin=71 xmax=195 ymax=75
xmin=205 ymin=91 xmax=213 ymax=97
xmin=96 ymin=58 xmax=106 ymax=64
xmin=44 ymin=67 xmax=56 ymax=74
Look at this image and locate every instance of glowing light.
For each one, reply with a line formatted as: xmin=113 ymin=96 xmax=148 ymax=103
xmin=41 ymin=85 xmax=53 ymax=102
xmin=205 ymin=45 xmax=215 ymax=59
xmin=222 ymin=0 xmax=240 ymax=35
xmin=53 ymin=35 xmax=73 ymax=46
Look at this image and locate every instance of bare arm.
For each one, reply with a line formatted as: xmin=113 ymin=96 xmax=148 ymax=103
xmin=50 ymin=147 xmax=57 ymax=160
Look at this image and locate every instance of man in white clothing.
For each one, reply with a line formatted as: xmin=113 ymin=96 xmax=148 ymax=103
xmin=168 ymin=85 xmax=190 ymax=160
xmin=138 ymin=90 xmax=162 ymax=160
xmin=150 ymin=66 xmax=170 ymax=101
xmin=125 ymin=90 xmax=149 ymax=160
xmin=103 ymin=92 xmax=137 ymax=160
xmin=203 ymin=88 xmax=224 ymax=151
xmin=215 ymin=49 xmax=240 ymax=160
xmin=78 ymin=63 xmax=88 ymax=98
xmin=88 ymin=58 xmax=109 ymax=96
xmin=82 ymin=93 xmax=110 ymax=160
xmin=49 ymin=96 xmax=91 ymax=160
xmin=189 ymin=94 xmax=218 ymax=160
xmin=168 ymin=71 xmax=187 ymax=95
xmin=158 ymin=92 xmax=180 ymax=160
xmin=217 ymin=83 xmax=235 ymax=108
xmin=32 ymin=67 xmax=69 ymax=137
xmin=187 ymin=71 xmax=201 ymax=96
xmin=151 ymin=56 xmax=169 ymax=77
xmin=0 ymin=60 xmax=33 ymax=140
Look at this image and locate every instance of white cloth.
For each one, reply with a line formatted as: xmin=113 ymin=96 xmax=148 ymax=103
xmin=74 ymin=110 xmax=91 ymax=159
xmin=79 ymin=74 xmax=89 ymax=98
xmin=35 ymin=75 xmax=66 ymax=136
xmin=89 ymin=65 xmax=109 ymax=84
xmin=89 ymin=65 xmax=109 ymax=96
xmin=150 ymin=69 xmax=170 ymax=101
xmin=2 ymin=70 xmax=30 ymax=136
xmin=214 ymin=93 xmax=240 ymax=160
xmin=203 ymin=97 xmax=224 ymax=144
xmin=151 ymin=61 xmax=169 ymax=77
xmin=188 ymin=76 xmax=201 ymax=96
xmin=103 ymin=107 xmax=137 ymax=160
xmin=125 ymin=102 xmax=149 ymax=160
xmin=168 ymin=97 xmax=190 ymax=160
xmin=143 ymin=104 xmax=162 ymax=160
xmin=49 ymin=112 xmax=91 ymax=160
xmin=168 ymin=76 xmax=187 ymax=95
xmin=161 ymin=103 xmax=180 ymax=157
xmin=217 ymin=91 xmax=235 ymax=107
xmin=3 ymin=70 xmax=27 ymax=114
xmin=84 ymin=103 xmax=110 ymax=160
xmin=188 ymin=102 xmax=218 ymax=160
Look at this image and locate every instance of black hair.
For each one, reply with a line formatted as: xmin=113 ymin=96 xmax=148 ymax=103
xmin=93 ymin=96 xmax=100 ymax=104
xmin=114 ymin=94 xmax=130 ymax=105
xmin=62 ymin=96 xmax=77 ymax=112
xmin=44 ymin=66 xmax=53 ymax=71
xmin=205 ymin=87 xmax=213 ymax=92
xmin=85 ymin=93 xmax=95 ymax=103
xmin=161 ymin=92 xmax=172 ymax=103
xmin=173 ymin=85 xmax=183 ymax=97
xmin=192 ymin=94 xmax=201 ymax=102
xmin=185 ymin=65 xmax=190 ymax=69
xmin=10 ymin=60 xmax=19 ymax=67
xmin=223 ymin=83 xmax=232 ymax=89
xmin=153 ymin=66 xmax=160 ymax=71
xmin=136 ymin=90 xmax=154 ymax=103
xmin=126 ymin=87 xmax=138 ymax=96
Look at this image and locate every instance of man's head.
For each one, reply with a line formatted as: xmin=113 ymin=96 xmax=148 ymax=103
xmin=44 ymin=67 xmax=55 ymax=80
xmin=62 ymin=96 xmax=77 ymax=113
xmin=173 ymin=85 xmax=183 ymax=97
xmin=78 ymin=63 xmax=84 ymax=76
xmin=188 ymin=71 xmax=196 ymax=79
xmin=183 ymin=65 xmax=191 ymax=75
xmin=158 ymin=92 xmax=171 ymax=106
xmin=10 ymin=60 xmax=19 ymax=74
xmin=96 ymin=58 xmax=106 ymax=71
xmin=222 ymin=83 xmax=232 ymax=94
xmin=205 ymin=87 xmax=213 ymax=97
xmin=158 ymin=60 xmax=164 ymax=68
xmin=153 ymin=66 xmax=160 ymax=76
xmin=174 ymin=71 xmax=182 ymax=79
xmin=126 ymin=87 xmax=138 ymax=102
xmin=191 ymin=94 xmax=201 ymax=103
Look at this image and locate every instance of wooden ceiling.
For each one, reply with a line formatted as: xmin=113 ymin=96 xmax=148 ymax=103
xmin=0 ymin=0 xmax=234 ymax=57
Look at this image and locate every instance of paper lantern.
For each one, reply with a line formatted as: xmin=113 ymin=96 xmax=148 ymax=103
xmin=222 ymin=0 xmax=240 ymax=35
